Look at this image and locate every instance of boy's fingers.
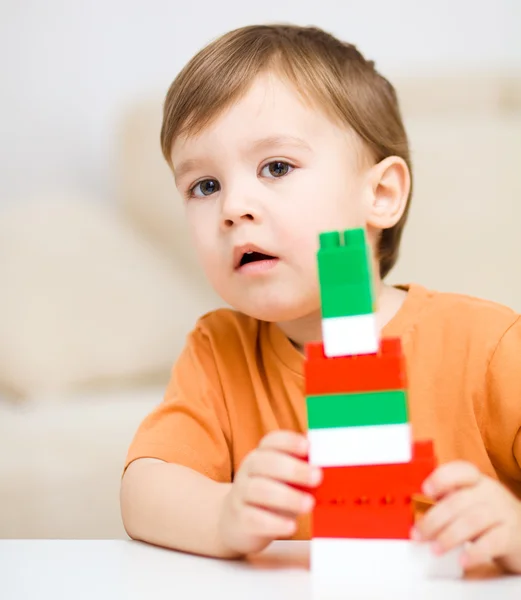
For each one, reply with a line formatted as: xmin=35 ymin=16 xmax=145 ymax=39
xmin=461 ymin=526 xmax=508 ymax=570
xmin=422 ymin=461 xmax=482 ymax=499
xmin=259 ymin=431 xmax=309 ymax=456
xmin=415 ymin=488 xmax=475 ymax=540
xmin=432 ymin=504 xmax=500 ymax=555
xmin=244 ymin=476 xmax=315 ymax=516
xmin=240 ymin=505 xmax=296 ymax=538
xmin=247 ymin=450 xmax=322 ymax=487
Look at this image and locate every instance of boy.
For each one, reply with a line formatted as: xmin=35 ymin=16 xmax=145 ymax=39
xmin=120 ymin=24 xmax=521 ymax=572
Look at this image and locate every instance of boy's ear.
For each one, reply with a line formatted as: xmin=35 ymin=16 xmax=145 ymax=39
xmin=365 ymin=156 xmax=410 ymax=230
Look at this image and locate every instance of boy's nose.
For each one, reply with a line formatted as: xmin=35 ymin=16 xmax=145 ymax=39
xmin=220 ymin=194 xmax=262 ymax=229
xmin=222 ymin=212 xmax=254 ymax=228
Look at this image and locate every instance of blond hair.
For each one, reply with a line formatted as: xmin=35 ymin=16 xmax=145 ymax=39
xmin=160 ymin=24 xmax=412 ymax=278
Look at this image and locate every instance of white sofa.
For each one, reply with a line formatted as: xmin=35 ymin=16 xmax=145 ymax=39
xmin=0 ymin=387 xmax=161 ymax=539
xmin=0 ymin=74 xmax=519 ymax=540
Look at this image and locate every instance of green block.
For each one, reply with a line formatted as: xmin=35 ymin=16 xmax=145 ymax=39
xmin=320 ymin=283 xmax=374 ymax=318
xmin=318 ymin=246 xmax=370 ymax=286
xmin=317 ymin=228 xmax=375 ymax=317
xmin=319 ymin=228 xmax=365 ymax=249
xmin=319 ymin=230 xmax=342 ymax=249
xmin=306 ymin=390 xmax=408 ymax=430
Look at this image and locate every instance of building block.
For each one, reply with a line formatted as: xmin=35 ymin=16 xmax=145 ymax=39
xmin=308 ymin=423 xmax=412 ymax=467
xmin=304 ymin=337 xmax=407 ymax=396
xmin=322 ymin=313 xmax=378 ymax=357
xmin=320 ymin=283 xmax=374 ymax=319
xmin=305 ymin=227 xmax=455 ymax=580
xmin=317 ymin=229 xmax=376 ymax=319
xmin=317 ymin=230 xmax=371 ymax=284
xmin=314 ymin=503 xmax=414 ymax=539
xmin=311 ymin=441 xmax=436 ymax=539
xmin=306 ymin=390 xmax=408 ymax=430
xmin=310 ymin=538 xmax=463 ymax=582
xmin=313 ymin=442 xmax=436 ymax=507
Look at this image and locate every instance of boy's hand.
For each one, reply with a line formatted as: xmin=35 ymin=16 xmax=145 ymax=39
xmin=412 ymin=461 xmax=521 ymax=573
xmin=218 ymin=431 xmax=322 ymax=556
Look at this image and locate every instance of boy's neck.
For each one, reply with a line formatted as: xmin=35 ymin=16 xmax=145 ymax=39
xmin=277 ymin=282 xmax=407 ymax=354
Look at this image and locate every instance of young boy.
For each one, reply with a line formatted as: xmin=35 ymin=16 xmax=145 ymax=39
xmin=120 ymin=24 xmax=521 ymax=573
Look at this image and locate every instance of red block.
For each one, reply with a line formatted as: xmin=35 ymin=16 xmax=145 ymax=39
xmin=312 ymin=441 xmax=436 ymax=539
xmin=313 ymin=498 xmax=414 ymax=539
xmin=304 ymin=337 xmax=407 ymax=396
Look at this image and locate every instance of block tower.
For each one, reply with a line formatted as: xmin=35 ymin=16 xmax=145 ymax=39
xmin=305 ymin=228 xmax=453 ymax=579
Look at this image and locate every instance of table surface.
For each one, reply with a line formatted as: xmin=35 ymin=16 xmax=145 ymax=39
xmin=1 ymin=539 xmax=520 ymax=600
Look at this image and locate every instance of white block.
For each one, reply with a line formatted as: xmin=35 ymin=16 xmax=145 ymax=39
xmin=322 ymin=313 xmax=378 ymax=357
xmin=308 ymin=423 xmax=411 ymax=467
xmin=311 ymin=538 xmax=463 ymax=581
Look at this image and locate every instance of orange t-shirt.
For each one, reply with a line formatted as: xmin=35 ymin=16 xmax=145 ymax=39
xmin=125 ymin=284 xmax=521 ymax=538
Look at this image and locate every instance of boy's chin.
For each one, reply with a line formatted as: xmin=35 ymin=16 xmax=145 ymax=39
xmin=234 ymin=299 xmax=313 ymax=323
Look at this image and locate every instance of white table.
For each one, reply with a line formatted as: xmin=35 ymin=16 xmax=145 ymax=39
xmin=1 ymin=540 xmax=520 ymax=599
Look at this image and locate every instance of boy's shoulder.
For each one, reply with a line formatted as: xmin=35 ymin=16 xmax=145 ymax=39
xmin=190 ymin=307 xmax=262 ymax=343
xmin=420 ymin=284 xmax=518 ymax=320
xmin=406 ymin=283 xmax=520 ymax=346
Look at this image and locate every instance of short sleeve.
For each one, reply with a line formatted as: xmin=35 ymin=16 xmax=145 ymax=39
xmin=124 ymin=324 xmax=233 ymax=482
xmin=482 ymin=315 xmax=521 ymax=493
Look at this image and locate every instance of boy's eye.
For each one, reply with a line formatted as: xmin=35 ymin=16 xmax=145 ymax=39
xmin=193 ymin=179 xmax=219 ymax=197
xmin=191 ymin=179 xmax=220 ymax=198
xmin=261 ymin=161 xmax=293 ymax=178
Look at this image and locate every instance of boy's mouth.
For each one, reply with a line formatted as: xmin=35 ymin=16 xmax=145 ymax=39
xmin=240 ymin=251 xmax=277 ymax=266
xmin=233 ymin=244 xmax=278 ymax=270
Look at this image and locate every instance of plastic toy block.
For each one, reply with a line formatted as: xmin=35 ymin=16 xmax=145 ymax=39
xmin=311 ymin=441 xmax=436 ymax=538
xmin=317 ymin=229 xmax=370 ymax=284
xmin=304 ymin=337 xmax=407 ymax=395
xmin=313 ymin=499 xmax=414 ymax=539
xmin=306 ymin=390 xmax=408 ymax=430
xmin=314 ymin=441 xmax=435 ymax=499
xmin=310 ymin=539 xmax=463 ymax=582
xmin=314 ymin=441 xmax=435 ymax=503
xmin=321 ymin=313 xmax=378 ymax=357
xmin=307 ymin=423 xmax=412 ymax=467
xmin=320 ymin=283 xmax=374 ymax=319
xmin=317 ymin=229 xmax=376 ymax=319
xmin=413 ymin=494 xmax=436 ymax=520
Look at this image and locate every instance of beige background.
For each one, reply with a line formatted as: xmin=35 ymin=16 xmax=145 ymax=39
xmin=390 ymin=76 xmax=521 ymax=311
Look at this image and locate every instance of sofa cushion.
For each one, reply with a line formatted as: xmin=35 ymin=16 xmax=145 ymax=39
xmin=0 ymin=386 xmax=161 ymax=538
xmin=0 ymin=193 xmax=218 ymax=400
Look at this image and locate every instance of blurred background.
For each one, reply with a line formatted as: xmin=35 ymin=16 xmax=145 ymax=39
xmin=0 ymin=0 xmax=520 ymax=539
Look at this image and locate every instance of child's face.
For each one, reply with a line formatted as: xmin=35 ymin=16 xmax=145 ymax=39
xmin=171 ymin=73 xmax=376 ymax=323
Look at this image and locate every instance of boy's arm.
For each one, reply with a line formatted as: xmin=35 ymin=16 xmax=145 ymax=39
xmin=483 ymin=315 xmax=521 ymax=496
xmin=121 ymin=458 xmax=237 ymax=558
xmin=414 ymin=315 xmax=521 ymax=573
xmin=121 ymin=431 xmax=318 ymax=559
xmin=120 ymin=320 xmax=235 ymax=556
xmin=120 ymin=316 xmax=317 ymax=557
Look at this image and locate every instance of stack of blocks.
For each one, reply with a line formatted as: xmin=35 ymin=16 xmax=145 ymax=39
xmin=305 ymin=228 xmax=462 ymax=580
